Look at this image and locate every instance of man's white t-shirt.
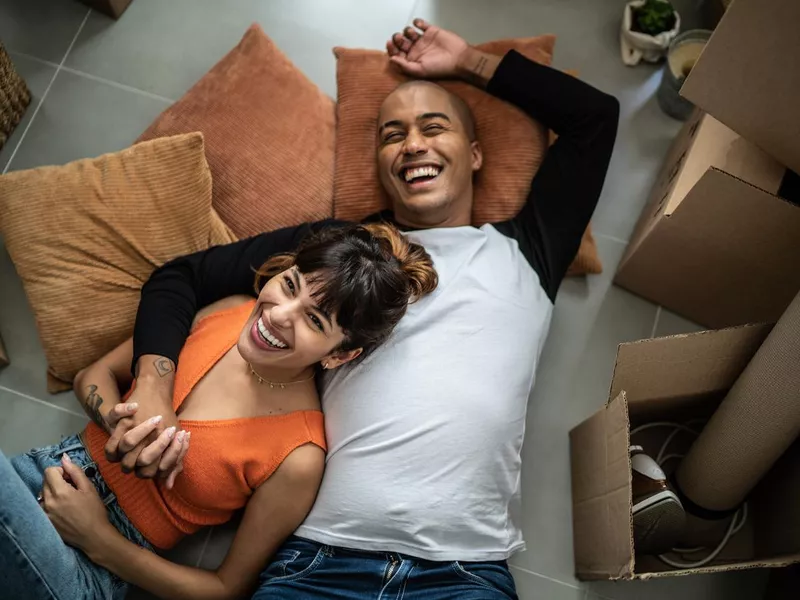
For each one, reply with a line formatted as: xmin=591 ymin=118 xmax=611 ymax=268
xmin=296 ymin=225 xmax=553 ymax=561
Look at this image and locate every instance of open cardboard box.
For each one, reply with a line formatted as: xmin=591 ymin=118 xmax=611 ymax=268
xmin=681 ymin=0 xmax=800 ymax=175
xmin=569 ymin=323 xmax=800 ymax=580
xmin=614 ymin=108 xmax=800 ymax=329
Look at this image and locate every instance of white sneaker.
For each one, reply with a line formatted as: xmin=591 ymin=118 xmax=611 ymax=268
xmin=631 ymin=445 xmax=686 ymax=555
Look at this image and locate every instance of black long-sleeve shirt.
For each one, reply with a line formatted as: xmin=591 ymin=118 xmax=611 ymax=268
xmin=132 ymin=50 xmax=619 ymax=368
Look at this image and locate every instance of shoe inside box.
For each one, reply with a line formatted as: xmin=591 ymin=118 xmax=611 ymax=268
xmin=571 ymin=324 xmax=800 ymax=580
xmin=629 ymin=416 xmax=756 ymax=572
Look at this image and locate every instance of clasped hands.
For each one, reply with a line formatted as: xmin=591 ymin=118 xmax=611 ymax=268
xmin=103 ymin=386 xmax=190 ymax=489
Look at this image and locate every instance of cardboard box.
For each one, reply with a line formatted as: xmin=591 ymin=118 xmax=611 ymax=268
xmin=681 ymin=0 xmax=800 ymax=174
xmin=614 ymin=109 xmax=800 ymax=329
xmin=569 ymin=323 xmax=800 ymax=580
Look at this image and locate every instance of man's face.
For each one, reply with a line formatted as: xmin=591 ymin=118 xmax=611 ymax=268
xmin=377 ymin=83 xmax=482 ymax=226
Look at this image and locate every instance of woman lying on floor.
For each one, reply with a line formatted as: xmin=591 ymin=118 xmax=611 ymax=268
xmin=0 ymin=223 xmax=437 ymax=600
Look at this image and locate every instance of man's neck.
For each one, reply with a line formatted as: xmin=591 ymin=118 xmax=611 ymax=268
xmin=390 ymin=196 xmax=473 ymax=230
xmin=393 ymin=212 xmax=471 ymax=230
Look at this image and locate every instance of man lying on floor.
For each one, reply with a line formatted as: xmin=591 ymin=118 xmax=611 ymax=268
xmin=42 ymin=18 xmax=618 ymax=600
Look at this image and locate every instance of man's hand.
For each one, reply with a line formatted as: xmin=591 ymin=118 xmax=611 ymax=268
xmin=387 ymin=18 xmax=501 ymax=88
xmin=105 ymin=354 xmax=183 ymax=482
xmin=387 ymin=18 xmax=469 ymax=79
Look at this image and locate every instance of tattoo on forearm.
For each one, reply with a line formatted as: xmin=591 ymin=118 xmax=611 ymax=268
xmin=154 ymin=357 xmax=175 ymax=378
xmin=84 ymin=384 xmax=106 ymax=429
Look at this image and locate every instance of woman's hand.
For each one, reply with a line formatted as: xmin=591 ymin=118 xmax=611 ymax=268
xmin=106 ymin=416 xmax=191 ymax=489
xmin=101 ymin=401 xmax=139 ymax=434
xmin=42 ymin=454 xmax=115 ymax=553
xmin=387 ymin=18 xmax=470 ymax=79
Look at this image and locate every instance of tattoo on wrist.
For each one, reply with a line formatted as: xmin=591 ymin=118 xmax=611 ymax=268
xmin=463 ymin=53 xmax=488 ymax=86
xmin=153 ymin=357 xmax=175 ymax=378
xmin=84 ymin=384 xmax=106 ymax=429
xmin=474 ymin=55 xmax=488 ymax=77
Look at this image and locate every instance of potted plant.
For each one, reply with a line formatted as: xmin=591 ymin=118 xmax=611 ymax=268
xmin=621 ymin=0 xmax=681 ymax=66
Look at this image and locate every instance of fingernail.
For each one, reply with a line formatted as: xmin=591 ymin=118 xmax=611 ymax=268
xmin=185 ymin=432 xmax=191 ymax=442
xmin=176 ymin=430 xmax=186 ymax=443
xmin=127 ymin=402 xmax=138 ymax=411
xmin=150 ymin=415 xmax=163 ymax=425
xmin=166 ymin=426 xmax=176 ymax=439
xmin=62 ymin=454 xmax=72 ymax=464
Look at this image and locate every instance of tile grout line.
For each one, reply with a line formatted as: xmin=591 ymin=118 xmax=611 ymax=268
xmin=2 ymin=8 xmax=92 ymax=174
xmin=0 ymin=384 xmax=87 ymax=419
xmin=8 ymin=50 xmax=175 ymax=105
xmin=407 ymin=0 xmax=421 ymax=25
xmin=195 ymin=527 xmax=215 ymax=567
xmin=508 ymin=564 xmax=584 ymax=591
xmin=649 ymin=305 xmax=662 ymax=338
xmin=58 ymin=64 xmax=176 ymax=104
xmin=594 ymin=232 xmax=629 ymax=246
xmin=7 ymin=50 xmax=61 ymax=70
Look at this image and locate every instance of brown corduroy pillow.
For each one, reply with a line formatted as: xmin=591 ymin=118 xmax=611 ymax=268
xmin=333 ymin=37 xmax=602 ymax=275
xmin=0 ymin=133 xmax=236 ymax=392
xmin=137 ymin=24 xmax=336 ymax=238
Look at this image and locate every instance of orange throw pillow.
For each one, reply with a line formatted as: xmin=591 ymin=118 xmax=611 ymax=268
xmin=0 ymin=133 xmax=235 ymax=392
xmin=334 ymin=37 xmax=601 ymax=275
xmin=138 ymin=24 xmax=336 ymax=238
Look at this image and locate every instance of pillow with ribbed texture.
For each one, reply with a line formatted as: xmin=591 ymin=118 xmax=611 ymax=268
xmin=0 ymin=133 xmax=236 ymax=392
xmin=334 ymin=37 xmax=601 ymax=275
xmin=137 ymin=24 xmax=336 ymax=238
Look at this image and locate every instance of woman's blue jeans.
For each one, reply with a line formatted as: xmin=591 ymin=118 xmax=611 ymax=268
xmin=0 ymin=434 xmax=152 ymax=600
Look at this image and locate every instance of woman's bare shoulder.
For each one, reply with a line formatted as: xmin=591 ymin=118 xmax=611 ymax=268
xmin=191 ymin=295 xmax=255 ymax=329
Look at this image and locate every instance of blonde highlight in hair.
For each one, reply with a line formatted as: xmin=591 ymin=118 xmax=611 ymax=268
xmin=361 ymin=223 xmax=438 ymax=302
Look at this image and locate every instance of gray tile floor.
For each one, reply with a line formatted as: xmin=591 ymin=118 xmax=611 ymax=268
xmin=0 ymin=0 xmax=770 ymax=598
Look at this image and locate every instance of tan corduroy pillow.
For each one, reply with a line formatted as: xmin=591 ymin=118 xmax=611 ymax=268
xmin=137 ymin=24 xmax=336 ymax=238
xmin=334 ymin=37 xmax=601 ymax=275
xmin=0 ymin=133 xmax=236 ymax=392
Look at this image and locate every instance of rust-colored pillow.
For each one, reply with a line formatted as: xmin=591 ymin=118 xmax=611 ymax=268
xmin=334 ymin=37 xmax=601 ymax=275
xmin=138 ymin=24 xmax=336 ymax=238
xmin=0 ymin=133 xmax=236 ymax=392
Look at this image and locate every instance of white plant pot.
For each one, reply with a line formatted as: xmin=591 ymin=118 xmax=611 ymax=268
xmin=620 ymin=0 xmax=681 ymax=66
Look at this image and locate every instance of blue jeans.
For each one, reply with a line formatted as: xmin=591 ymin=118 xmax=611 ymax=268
xmin=253 ymin=536 xmax=519 ymax=599
xmin=0 ymin=435 xmax=153 ymax=600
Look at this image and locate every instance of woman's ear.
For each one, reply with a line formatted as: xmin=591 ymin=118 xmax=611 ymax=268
xmin=322 ymin=348 xmax=363 ymax=370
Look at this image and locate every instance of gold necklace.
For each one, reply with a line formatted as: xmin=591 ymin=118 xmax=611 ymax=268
xmin=248 ymin=363 xmax=315 ymax=389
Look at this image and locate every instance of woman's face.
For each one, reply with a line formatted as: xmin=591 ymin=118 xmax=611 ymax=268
xmin=237 ymin=267 xmax=356 ymax=372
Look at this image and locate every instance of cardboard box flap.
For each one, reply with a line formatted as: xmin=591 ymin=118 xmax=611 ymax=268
xmin=570 ymin=392 xmax=633 ymax=580
xmin=681 ymin=0 xmax=800 ymax=174
xmin=665 ymin=115 xmax=785 ymax=216
xmin=609 ymin=324 xmax=772 ymax=418
xmin=615 ymin=168 xmax=800 ymax=329
xmin=633 ymin=554 xmax=800 ymax=580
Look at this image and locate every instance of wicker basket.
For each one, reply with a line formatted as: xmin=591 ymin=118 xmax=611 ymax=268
xmin=0 ymin=42 xmax=31 ymax=151
xmin=0 ymin=333 xmax=8 ymax=367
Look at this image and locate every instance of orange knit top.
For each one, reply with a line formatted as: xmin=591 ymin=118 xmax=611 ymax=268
xmin=83 ymin=300 xmax=326 ymax=549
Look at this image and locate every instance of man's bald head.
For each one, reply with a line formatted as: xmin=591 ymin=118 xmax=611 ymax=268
xmin=381 ymin=80 xmax=476 ymax=141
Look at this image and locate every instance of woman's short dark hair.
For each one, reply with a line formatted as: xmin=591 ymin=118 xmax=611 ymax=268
xmin=255 ymin=223 xmax=438 ymax=361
